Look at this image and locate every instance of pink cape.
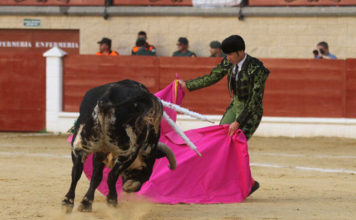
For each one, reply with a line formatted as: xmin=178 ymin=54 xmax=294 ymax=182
xmin=71 ymin=81 xmax=253 ymax=204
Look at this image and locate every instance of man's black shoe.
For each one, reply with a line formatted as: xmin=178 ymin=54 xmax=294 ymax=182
xmin=248 ymin=181 xmax=260 ymax=196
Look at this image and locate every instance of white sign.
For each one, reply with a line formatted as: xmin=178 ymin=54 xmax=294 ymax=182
xmin=24 ymin=19 xmax=41 ymax=27
xmin=193 ymin=0 xmax=242 ymax=7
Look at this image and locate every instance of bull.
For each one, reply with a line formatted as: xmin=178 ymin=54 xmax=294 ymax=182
xmin=62 ymin=80 xmax=176 ymax=212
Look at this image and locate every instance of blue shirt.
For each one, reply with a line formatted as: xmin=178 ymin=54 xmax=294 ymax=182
xmin=328 ymin=53 xmax=337 ymax=59
xmin=315 ymin=53 xmax=337 ymax=59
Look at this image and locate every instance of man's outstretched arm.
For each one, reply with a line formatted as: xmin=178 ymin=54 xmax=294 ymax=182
xmin=182 ymin=57 xmax=231 ymax=92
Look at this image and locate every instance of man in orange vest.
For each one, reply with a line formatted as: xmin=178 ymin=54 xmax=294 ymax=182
xmin=131 ymin=31 xmax=156 ymax=55
xmin=96 ymin=37 xmax=118 ymax=56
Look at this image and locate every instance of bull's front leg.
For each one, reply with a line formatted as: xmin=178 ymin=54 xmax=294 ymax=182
xmin=106 ymin=161 xmax=123 ymax=207
xmin=62 ymin=151 xmax=83 ymax=213
xmin=78 ymin=153 xmax=106 ymax=212
xmin=106 ymin=155 xmax=136 ymax=207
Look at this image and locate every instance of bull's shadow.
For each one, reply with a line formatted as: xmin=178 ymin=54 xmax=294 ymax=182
xmin=62 ymin=80 xmax=176 ymax=213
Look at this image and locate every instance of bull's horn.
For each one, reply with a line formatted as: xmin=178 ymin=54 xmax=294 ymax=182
xmin=157 ymin=142 xmax=176 ymax=170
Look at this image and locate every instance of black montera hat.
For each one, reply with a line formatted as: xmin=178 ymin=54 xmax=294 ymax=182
xmin=221 ymin=35 xmax=245 ymax=54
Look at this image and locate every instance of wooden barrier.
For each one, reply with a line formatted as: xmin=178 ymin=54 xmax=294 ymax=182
xmin=346 ymin=59 xmax=356 ymax=118
xmin=249 ymin=0 xmax=356 ymax=6
xmin=0 ymin=0 xmax=105 ymax=6
xmin=0 ymin=0 xmax=193 ymax=6
xmin=262 ymin=58 xmax=346 ymax=118
xmin=1 ymin=54 xmax=354 ymax=132
xmin=0 ymin=54 xmax=45 ymax=131
xmin=113 ymin=0 xmax=192 ymax=6
xmin=63 ymin=55 xmax=160 ymax=112
xmin=1 ymin=54 xmax=355 ymax=132
xmin=62 ymin=56 xmax=356 ymax=119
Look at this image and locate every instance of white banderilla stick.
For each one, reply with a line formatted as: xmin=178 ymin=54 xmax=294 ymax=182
xmin=160 ymin=99 xmax=214 ymax=123
xmin=162 ymin=111 xmax=202 ymax=157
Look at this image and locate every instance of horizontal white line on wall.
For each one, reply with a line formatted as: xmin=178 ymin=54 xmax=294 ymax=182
xmin=178 ymin=115 xmax=356 ymax=125
xmin=53 ymin=112 xmax=356 ymax=138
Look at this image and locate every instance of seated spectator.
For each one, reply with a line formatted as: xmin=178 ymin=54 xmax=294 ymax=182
xmin=313 ymin=41 xmax=336 ymax=59
xmin=131 ymin=31 xmax=156 ymax=55
xmin=172 ymin=37 xmax=197 ymax=57
xmin=209 ymin=41 xmax=225 ymax=57
xmin=132 ymin=38 xmax=156 ymax=56
xmin=96 ymin=37 xmax=118 ymax=56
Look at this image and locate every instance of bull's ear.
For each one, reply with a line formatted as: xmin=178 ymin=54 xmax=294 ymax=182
xmin=157 ymin=143 xmax=176 ymax=170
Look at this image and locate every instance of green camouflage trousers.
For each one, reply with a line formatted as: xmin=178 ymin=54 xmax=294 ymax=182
xmin=220 ymin=97 xmax=263 ymax=140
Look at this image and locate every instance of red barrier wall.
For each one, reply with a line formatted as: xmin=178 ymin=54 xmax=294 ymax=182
xmin=113 ymin=0 xmax=192 ymax=6
xmin=249 ymin=0 xmax=356 ymax=6
xmin=0 ymin=0 xmax=193 ymax=6
xmin=1 ymin=55 xmax=353 ymax=132
xmin=62 ymin=56 xmax=356 ymax=119
xmin=262 ymin=58 xmax=346 ymax=118
xmin=346 ymin=59 xmax=356 ymax=118
xmin=0 ymin=54 xmax=45 ymax=131
xmin=63 ymin=55 xmax=160 ymax=112
xmin=0 ymin=0 xmax=105 ymax=6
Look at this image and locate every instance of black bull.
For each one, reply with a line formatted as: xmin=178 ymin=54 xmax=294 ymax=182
xmin=62 ymin=80 xmax=176 ymax=212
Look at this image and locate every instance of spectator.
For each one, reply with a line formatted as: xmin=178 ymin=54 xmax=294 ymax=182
xmin=96 ymin=37 xmax=118 ymax=56
xmin=209 ymin=41 xmax=225 ymax=57
xmin=131 ymin=31 xmax=156 ymax=55
xmin=172 ymin=37 xmax=197 ymax=57
xmin=313 ymin=41 xmax=336 ymax=59
xmin=132 ymin=38 xmax=156 ymax=56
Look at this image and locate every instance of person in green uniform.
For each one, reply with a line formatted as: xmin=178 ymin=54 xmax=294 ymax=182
xmin=209 ymin=41 xmax=225 ymax=57
xmin=133 ymin=38 xmax=156 ymax=56
xmin=179 ymin=35 xmax=270 ymax=195
xmin=172 ymin=37 xmax=197 ymax=57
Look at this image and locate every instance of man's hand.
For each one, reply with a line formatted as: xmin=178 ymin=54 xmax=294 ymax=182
xmin=178 ymin=79 xmax=187 ymax=90
xmin=228 ymin=121 xmax=240 ymax=136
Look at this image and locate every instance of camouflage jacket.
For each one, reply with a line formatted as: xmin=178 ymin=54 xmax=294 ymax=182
xmin=186 ymin=54 xmax=270 ymax=126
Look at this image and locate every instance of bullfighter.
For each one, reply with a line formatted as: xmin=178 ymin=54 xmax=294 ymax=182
xmin=179 ymin=35 xmax=270 ymax=195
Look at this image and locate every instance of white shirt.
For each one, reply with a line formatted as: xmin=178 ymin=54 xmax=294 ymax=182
xmin=232 ymin=54 xmax=247 ymax=80
xmin=237 ymin=54 xmax=247 ymax=72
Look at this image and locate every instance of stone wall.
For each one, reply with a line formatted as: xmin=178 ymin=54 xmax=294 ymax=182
xmin=0 ymin=15 xmax=355 ymax=58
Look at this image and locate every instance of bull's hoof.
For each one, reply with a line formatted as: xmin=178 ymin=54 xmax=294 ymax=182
xmin=78 ymin=198 xmax=93 ymax=212
xmin=106 ymin=197 xmax=118 ymax=207
xmin=61 ymin=197 xmax=74 ymax=214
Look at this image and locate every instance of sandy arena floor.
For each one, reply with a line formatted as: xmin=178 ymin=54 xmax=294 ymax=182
xmin=0 ymin=132 xmax=355 ymax=220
